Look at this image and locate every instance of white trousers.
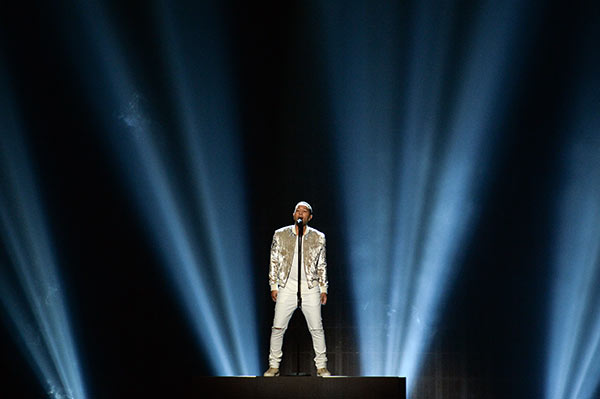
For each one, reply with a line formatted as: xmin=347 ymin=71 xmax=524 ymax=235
xmin=268 ymin=286 xmax=327 ymax=369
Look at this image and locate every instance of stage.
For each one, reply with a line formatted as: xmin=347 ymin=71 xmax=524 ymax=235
xmin=192 ymin=376 xmax=406 ymax=399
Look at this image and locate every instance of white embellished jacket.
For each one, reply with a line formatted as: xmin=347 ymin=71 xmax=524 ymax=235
xmin=268 ymin=225 xmax=328 ymax=294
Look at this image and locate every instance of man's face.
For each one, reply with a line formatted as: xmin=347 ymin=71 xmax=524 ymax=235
xmin=293 ymin=205 xmax=312 ymax=225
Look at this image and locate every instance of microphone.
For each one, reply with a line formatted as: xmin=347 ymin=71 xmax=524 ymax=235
xmin=296 ymin=217 xmax=304 ymax=236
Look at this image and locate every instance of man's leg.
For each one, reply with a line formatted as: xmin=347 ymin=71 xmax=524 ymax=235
xmin=301 ymin=291 xmax=327 ymax=370
xmin=268 ymin=289 xmax=297 ymax=369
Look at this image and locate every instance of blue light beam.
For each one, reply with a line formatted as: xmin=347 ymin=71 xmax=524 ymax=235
xmin=62 ymin=0 xmax=260 ymax=375
xmin=546 ymin=33 xmax=600 ymax=399
xmin=315 ymin=0 xmax=533 ymax=393
xmin=153 ymin=0 xmax=259 ymax=375
xmin=0 ymin=76 xmax=87 ymax=399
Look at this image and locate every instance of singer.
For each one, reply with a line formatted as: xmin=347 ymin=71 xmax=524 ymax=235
xmin=263 ymin=201 xmax=331 ymax=377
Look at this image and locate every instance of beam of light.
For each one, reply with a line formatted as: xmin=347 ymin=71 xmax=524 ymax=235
xmin=546 ymin=32 xmax=600 ymax=399
xmin=0 ymin=73 xmax=87 ymax=399
xmin=152 ymin=0 xmax=259 ymax=375
xmin=314 ymin=0 xmax=532 ymax=393
xmin=62 ymin=0 xmax=259 ymax=374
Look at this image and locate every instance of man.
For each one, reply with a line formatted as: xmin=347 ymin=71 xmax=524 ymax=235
xmin=263 ymin=201 xmax=331 ymax=377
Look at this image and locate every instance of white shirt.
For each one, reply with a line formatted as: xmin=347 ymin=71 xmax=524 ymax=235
xmin=283 ymin=233 xmax=318 ymax=294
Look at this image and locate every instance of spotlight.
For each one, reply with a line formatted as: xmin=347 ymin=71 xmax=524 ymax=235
xmin=546 ymin=64 xmax=600 ymax=399
xmin=0 ymin=83 xmax=87 ymax=398
xmin=64 ymin=0 xmax=260 ymax=375
xmin=314 ymin=0 xmax=529 ymax=393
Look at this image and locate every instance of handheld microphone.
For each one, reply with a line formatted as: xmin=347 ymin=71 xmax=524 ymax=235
xmin=296 ymin=218 xmax=303 ymax=225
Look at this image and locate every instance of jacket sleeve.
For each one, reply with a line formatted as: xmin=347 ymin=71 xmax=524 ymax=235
xmin=317 ymin=236 xmax=328 ymax=294
xmin=269 ymin=232 xmax=280 ymax=291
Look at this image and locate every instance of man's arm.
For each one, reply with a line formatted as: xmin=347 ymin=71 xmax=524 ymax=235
xmin=317 ymin=236 xmax=328 ymax=302
xmin=269 ymin=232 xmax=280 ymax=301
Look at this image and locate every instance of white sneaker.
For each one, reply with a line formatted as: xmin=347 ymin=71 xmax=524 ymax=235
xmin=263 ymin=367 xmax=280 ymax=377
xmin=317 ymin=368 xmax=331 ymax=377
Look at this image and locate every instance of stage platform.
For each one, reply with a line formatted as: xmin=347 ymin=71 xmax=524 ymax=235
xmin=194 ymin=376 xmax=406 ymax=399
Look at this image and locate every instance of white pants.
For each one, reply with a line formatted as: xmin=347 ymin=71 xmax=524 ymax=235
xmin=268 ymin=286 xmax=327 ymax=369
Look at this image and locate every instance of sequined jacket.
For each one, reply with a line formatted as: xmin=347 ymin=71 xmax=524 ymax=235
xmin=269 ymin=225 xmax=328 ymax=294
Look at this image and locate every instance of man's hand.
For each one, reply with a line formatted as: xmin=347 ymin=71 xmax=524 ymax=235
xmin=320 ymin=293 xmax=327 ymax=305
xmin=271 ymin=290 xmax=278 ymax=302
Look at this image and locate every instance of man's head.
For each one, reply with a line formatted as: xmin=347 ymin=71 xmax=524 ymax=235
xmin=293 ymin=201 xmax=313 ymax=225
